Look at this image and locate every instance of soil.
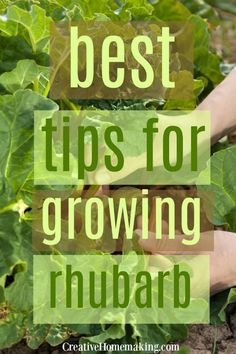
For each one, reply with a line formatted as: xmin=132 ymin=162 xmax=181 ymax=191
xmin=1 ymin=311 xmax=236 ymax=354
xmin=181 ymin=323 xmax=236 ymax=354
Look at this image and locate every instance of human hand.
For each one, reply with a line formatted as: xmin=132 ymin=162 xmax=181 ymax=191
xmin=136 ymin=224 xmax=236 ymax=295
xmin=86 ymin=68 xmax=236 ymax=185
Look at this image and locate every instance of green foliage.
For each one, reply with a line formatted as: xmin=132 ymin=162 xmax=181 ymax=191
xmin=198 ymin=146 xmax=236 ymax=327
xmin=198 ymin=146 xmax=236 ymax=231
xmin=0 ymin=0 xmax=234 ymax=351
xmin=0 ymin=90 xmax=57 ymax=210
xmin=0 ymin=59 xmax=40 ymax=93
xmin=206 ymin=0 xmax=236 ymax=15
xmin=6 ymin=5 xmax=51 ymax=53
xmin=180 ymin=0 xmax=219 ymax=25
xmin=218 ymin=288 xmax=236 ymax=321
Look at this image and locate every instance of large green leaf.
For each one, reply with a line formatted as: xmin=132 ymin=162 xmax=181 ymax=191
xmin=0 ymin=18 xmax=18 ymax=37
xmin=0 ymin=59 xmax=39 ymax=93
xmin=189 ymin=14 xmax=223 ymax=85
xmin=0 ymin=212 xmax=31 ymax=276
xmin=152 ymin=0 xmax=191 ymax=21
xmin=198 ymin=146 xmax=236 ymax=230
xmin=0 ymin=34 xmax=49 ymax=75
xmin=7 ymin=4 xmax=52 ymax=53
xmin=0 ymin=212 xmax=32 ymax=347
xmin=210 ymin=289 xmax=232 ymax=325
xmin=194 ymin=48 xmax=223 ymax=85
xmin=218 ymin=288 xmax=236 ymax=322
xmin=0 ymin=224 xmax=18 ymax=278
xmin=26 ymin=322 xmax=50 ymax=350
xmin=190 ymin=15 xmax=210 ymax=49
xmin=0 ymin=313 xmax=25 ymax=349
xmin=0 ymin=89 xmax=58 ymax=209
xmin=5 ymin=271 xmax=32 ymax=313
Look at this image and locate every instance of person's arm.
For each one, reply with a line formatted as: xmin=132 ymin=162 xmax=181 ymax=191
xmin=198 ymin=67 xmax=236 ymax=143
xmin=137 ymin=229 xmax=236 ymax=295
xmin=93 ymin=69 xmax=236 ymax=184
xmin=210 ymin=231 xmax=236 ymax=294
